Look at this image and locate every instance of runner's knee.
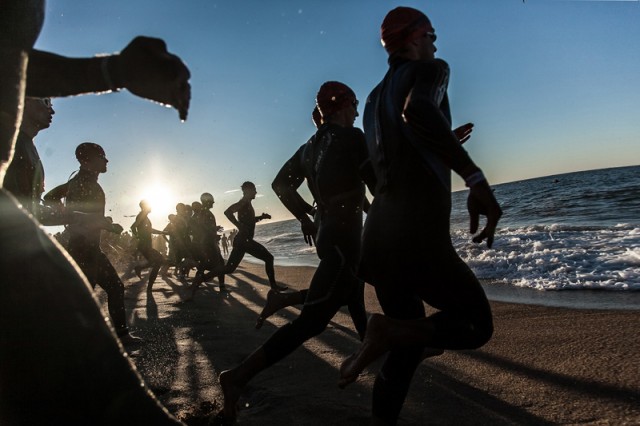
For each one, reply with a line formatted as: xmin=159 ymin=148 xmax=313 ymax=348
xmin=431 ymin=309 xmax=493 ymax=349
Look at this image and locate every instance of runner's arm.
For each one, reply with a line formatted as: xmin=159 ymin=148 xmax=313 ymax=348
xmin=402 ymin=59 xmax=482 ymax=179
xmin=26 ymin=36 xmax=190 ymax=120
xmin=224 ymin=202 xmax=242 ymax=229
xmin=272 ymin=145 xmax=314 ymax=220
xmin=403 ymin=59 xmax=501 ymax=246
xmin=272 ymin=146 xmax=317 ymax=246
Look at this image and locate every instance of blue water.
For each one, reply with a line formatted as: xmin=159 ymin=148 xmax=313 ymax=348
xmin=251 ymin=165 xmax=640 ymax=308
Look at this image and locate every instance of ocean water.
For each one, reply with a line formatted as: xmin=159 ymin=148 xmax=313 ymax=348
xmin=252 ymin=165 xmax=640 ymax=305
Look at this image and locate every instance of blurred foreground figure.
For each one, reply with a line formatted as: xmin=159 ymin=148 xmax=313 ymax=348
xmin=339 ymin=7 xmax=502 ymax=425
xmin=0 ymin=1 xmax=189 ymax=423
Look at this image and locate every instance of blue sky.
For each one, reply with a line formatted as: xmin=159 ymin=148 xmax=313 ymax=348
xmin=35 ymin=0 xmax=640 ymax=230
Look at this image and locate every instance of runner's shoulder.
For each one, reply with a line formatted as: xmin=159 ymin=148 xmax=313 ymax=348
xmin=403 ymin=58 xmax=449 ymax=76
xmin=338 ymin=126 xmax=365 ymax=143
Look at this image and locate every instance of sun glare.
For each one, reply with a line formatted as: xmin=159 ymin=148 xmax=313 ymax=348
xmin=139 ymin=184 xmax=175 ymax=223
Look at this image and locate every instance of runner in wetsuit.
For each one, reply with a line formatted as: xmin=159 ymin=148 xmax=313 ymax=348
xmin=254 ymin=100 xmax=373 ymax=340
xmin=225 ymin=182 xmax=284 ymax=289
xmin=173 ymin=202 xmax=197 ymax=280
xmin=62 ymin=142 xmax=140 ymax=344
xmin=337 ymin=7 xmax=503 ymax=425
xmin=3 ymin=97 xmax=53 ymax=216
xmin=216 ymin=82 xmax=376 ymax=422
xmin=130 ymin=199 xmax=167 ymax=291
xmin=188 ymin=182 xmax=285 ymax=295
xmin=221 ymin=233 xmax=229 ymax=256
xmin=188 ymin=192 xmax=226 ymax=295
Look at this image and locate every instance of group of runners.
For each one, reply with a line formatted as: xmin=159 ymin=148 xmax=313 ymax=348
xmin=1 ymin=3 xmax=502 ymax=425
xmin=128 ymin=182 xmax=287 ymax=299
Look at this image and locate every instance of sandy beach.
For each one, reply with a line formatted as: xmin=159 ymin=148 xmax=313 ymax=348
xmin=111 ymin=262 xmax=640 ymax=425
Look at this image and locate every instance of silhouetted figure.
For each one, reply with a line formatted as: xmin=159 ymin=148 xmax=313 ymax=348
xmin=162 ymin=213 xmax=180 ymax=275
xmin=216 ymin=82 xmax=376 ymax=422
xmin=189 ymin=182 xmax=285 ymax=297
xmin=190 ymin=192 xmax=226 ymax=293
xmin=255 ymin=99 xmax=375 ymax=339
xmin=338 ymin=7 xmax=502 ymax=425
xmin=0 ymin=3 xmax=189 ymax=422
xmin=58 ymin=143 xmax=140 ymax=344
xmin=3 ymin=97 xmax=53 ymax=216
xmin=173 ymin=202 xmax=197 ymax=280
xmin=221 ymin=233 xmax=229 ymax=256
xmin=130 ymin=199 xmax=167 ymax=291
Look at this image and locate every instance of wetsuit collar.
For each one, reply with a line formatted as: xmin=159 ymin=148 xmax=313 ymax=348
xmin=387 ymin=54 xmax=412 ymax=68
xmin=77 ymin=168 xmax=99 ymax=181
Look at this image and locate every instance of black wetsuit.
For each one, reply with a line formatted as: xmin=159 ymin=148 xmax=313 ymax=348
xmin=263 ymin=123 xmax=376 ymax=364
xmin=64 ymin=169 xmax=128 ymax=336
xmin=194 ymin=208 xmax=225 ymax=285
xmin=2 ymin=130 xmax=44 ymax=215
xmin=3 ymin=131 xmax=69 ymax=226
xmin=361 ymin=57 xmax=493 ymax=423
xmin=223 ymin=198 xmax=275 ymax=285
xmin=173 ymin=214 xmax=193 ymax=268
xmin=131 ymin=212 xmax=164 ymax=285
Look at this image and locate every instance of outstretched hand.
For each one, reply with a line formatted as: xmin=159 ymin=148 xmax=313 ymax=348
xmin=300 ymin=216 xmax=317 ymax=247
xmin=467 ymin=180 xmax=502 ymax=248
xmin=117 ymin=37 xmax=191 ymax=121
xmin=261 ymin=213 xmax=272 ymax=220
xmin=453 ymin=122 xmax=474 ymax=145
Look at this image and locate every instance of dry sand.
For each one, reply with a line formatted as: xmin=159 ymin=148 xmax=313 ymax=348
xmin=111 ymin=262 xmax=640 ymax=425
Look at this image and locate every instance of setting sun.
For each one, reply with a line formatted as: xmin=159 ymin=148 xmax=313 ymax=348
xmin=139 ymin=183 xmax=175 ymax=223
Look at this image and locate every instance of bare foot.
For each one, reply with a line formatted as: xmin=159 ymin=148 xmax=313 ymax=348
xmin=338 ymin=313 xmax=390 ymax=389
xmin=255 ymin=289 xmax=283 ymax=329
xmin=271 ymin=282 xmax=288 ymax=292
xmin=219 ymin=369 xmax=241 ymax=420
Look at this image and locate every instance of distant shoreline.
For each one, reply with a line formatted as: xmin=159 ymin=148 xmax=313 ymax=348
xmin=242 ymin=257 xmax=640 ymax=311
xmin=480 ymin=279 xmax=640 ymax=311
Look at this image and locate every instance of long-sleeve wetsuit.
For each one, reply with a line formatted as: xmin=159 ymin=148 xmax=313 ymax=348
xmin=64 ymin=169 xmax=128 ymax=336
xmin=222 ymin=197 xmax=276 ymax=287
xmin=361 ymin=57 xmax=493 ymax=423
xmin=131 ymin=211 xmax=164 ymax=285
xmin=262 ymin=123 xmax=376 ymax=364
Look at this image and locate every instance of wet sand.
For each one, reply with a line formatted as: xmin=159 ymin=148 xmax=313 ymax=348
xmin=110 ymin=262 xmax=640 ymax=425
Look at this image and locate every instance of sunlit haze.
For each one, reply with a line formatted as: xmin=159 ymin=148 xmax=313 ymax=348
xmin=35 ymin=0 xmax=640 ymax=232
xmin=138 ymin=183 xmax=176 ymax=225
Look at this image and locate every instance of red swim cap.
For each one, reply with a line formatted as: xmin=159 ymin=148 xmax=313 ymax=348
xmin=315 ymin=81 xmax=356 ymax=119
xmin=381 ymin=7 xmax=432 ymax=54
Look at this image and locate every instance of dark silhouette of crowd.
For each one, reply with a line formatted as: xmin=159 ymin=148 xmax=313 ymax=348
xmin=0 ymin=3 xmax=501 ymax=425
